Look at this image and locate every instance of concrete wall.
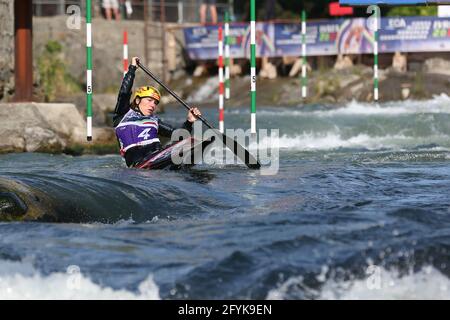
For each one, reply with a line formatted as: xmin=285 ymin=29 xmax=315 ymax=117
xmin=0 ymin=0 xmax=14 ymax=101
xmin=33 ymin=16 xmax=185 ymax=94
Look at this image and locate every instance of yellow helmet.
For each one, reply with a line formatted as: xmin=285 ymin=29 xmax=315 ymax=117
xmin=133 ymin=86 xmax=161 ymax=104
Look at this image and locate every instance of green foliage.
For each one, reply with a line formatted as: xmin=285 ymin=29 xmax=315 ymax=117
xmin=387 ymin=6 xmax=437 ymax=17
xmin=37 ymin=40 xmax=82 ymax=102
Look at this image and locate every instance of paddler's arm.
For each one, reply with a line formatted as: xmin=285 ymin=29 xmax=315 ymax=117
xmin=113 ymin=58 xmax=138 ymax=127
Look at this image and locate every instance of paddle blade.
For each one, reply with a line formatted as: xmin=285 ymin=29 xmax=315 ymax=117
xmin=213 ymin=129 xmax=261 ymax=170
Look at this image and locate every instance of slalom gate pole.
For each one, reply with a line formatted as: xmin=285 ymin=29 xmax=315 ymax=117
xmin=301 ymin=10 xmax=307 ymax=99
xmin=123 ymin=30 xmax=129 ymax=77
xmin=374 ymin=10 xmax=379 ymax=102
xmin=224 ymin=11 xmax=231 ymax=100
xmin=250 ymin=0 xmax=256 ymax=134
xmin=86 ymin=0 xmax=93 ymax=141
xmin=218 ymin=25 xmax=225 ymax=133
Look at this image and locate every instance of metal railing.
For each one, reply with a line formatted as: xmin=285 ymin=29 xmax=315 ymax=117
xmin=32 ymin=0 xmax=233 ymax=24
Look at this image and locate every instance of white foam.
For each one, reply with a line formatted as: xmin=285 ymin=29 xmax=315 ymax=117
xmin=313 ymin=95 xmax=450 ymax=117
xmin=236 ymin=94 xmax=450 ymax=118
xmin=267 ymin=266 xmax=450 ymax=300
xmin=256 ymin=132 xmax=450 ymax=151
xmin=0 ymin=259 xmax=160 ymax=300
xmin=187 ymin=77 xmax=219 ymax=103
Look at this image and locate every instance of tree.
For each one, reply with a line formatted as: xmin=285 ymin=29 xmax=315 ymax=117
xmin=387 ymin=6 xmax=437 ymax=17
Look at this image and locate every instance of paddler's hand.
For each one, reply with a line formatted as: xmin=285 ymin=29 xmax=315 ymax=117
xmin=187 ymin=107 xmax=202 ymax=123
xmin=131 ymin=57 xmax=139 ymax=66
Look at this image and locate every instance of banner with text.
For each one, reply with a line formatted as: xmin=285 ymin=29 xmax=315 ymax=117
xmin=183 ymin=16 xmax=450 ymax=60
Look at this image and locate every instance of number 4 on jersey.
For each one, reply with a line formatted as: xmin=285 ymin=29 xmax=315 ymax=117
xmin=138 ymin=128 xmax=152 ymax=140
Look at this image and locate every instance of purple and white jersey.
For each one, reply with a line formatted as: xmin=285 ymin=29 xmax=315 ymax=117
xmin=115 ymin=109 xmax=160 ymax=154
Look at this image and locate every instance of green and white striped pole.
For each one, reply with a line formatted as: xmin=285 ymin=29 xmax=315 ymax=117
xmin=86 ymin=0 xmax=93 ymax=141
xmin=301 ymin=10 xmax=307 ymax=99
xmin=373 ymin=11 xmax=379 ymax=102
xmin=250 ymin=0 xmax=256 ymax=134
xmin=224 ymin=11 xmax=231 ymax=100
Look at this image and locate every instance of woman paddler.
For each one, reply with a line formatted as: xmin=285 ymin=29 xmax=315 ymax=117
xmin=113 ymin=57 xmax=202 ymax=168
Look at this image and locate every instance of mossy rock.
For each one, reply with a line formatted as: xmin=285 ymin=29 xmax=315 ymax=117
xmin=64 ymin=142 xmax=119 ymax=156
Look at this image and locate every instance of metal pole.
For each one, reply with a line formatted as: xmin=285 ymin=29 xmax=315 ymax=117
xmin=229 ymin=0 xmax=234 ymax=20
xmin=148 ymin=0 xmax=153 ymax=20
xmin=59 ymin=0 xmax=65 ymax=15
xmin=301 ymin=10 xmax=307 ymax=99
xmin=80 ymin=0 xmax=86 ymax=17
xmin=144 ymin=0 xmax=149 ymax=64
xmin=14 ymin=0 xmax=33 ymax=102
xmin=160 ymin=0 xmax=167 ymax=83
xmin=178 ymin=1 xmax=183 ymax=24
xmin=36 ymin=0 xmax=42 ymax=17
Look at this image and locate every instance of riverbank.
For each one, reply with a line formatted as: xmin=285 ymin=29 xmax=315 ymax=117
xmin=169 ymin=62 xmax=450 ymax=107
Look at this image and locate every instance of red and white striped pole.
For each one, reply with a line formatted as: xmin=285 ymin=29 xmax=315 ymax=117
xmin=218 ymin=25 xmax=225 ymax=133
xmin=123 ymin=30 xmax=128 ymax=77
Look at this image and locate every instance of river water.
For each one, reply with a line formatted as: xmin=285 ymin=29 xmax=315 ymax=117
xmin=1 ymin=95 xmax=450 ymax=299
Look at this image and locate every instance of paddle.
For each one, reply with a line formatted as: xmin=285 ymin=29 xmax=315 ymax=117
xmin=136 ymin=60 xmax=261 ymax=170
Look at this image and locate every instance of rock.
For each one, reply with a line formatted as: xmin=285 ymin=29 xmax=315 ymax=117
xmin=423 ymin=58 xmax=450 ymax=76
xmin=378 ymin=69 xmax=388 ymax=82
xmin=0 ymin=130 xmax=25 ymax=153
xmin=94 ymin=94 xmax=117 ymax=115
xmin=170 ymin=68 xmax=186 ymax=81
xmin=33 ymin=103 xmax=86 ymax=142
xmin=323 ymin=95 xmax=337 ymax=103
xmin=193 ymin=65 xmax=207 ymax=77
xmin=0 ymin=177 xmax=59 ymax=222
xmin=392 ymin=52 xmax=407 ymax=73
xmin=401 ymin=84 xmax=411 ymax=100
xmin=315 ymin=76 xmax=340 ymax=98
xmin=92 ymin=127 xmax=115 ymax=143
xmin=289 ymin=58 xmax=312 ymax=77
xmin=316 ymin=80 xmax=326 ymax=96
xmin=260 ymin=61 xmax=277 ymax=80
xmin=92 ymin=94 xmax=118 ymax=125
xmin=334 ymin=55 xmax=353 ymax=70
xmin=349 ymin=82 xmax=365 ymax=96
xmin=0 ymin=103 xmax=114 ymax=154
xmin=24 ymin=126 xmax=65 ymax=153
xmin=338 ymin=74 xmax=360 ymax=89
xmin=282 ymin=56 xmax=298 ymax=65
xmin=361 ymin=66 xmax=375 ymax=76
xmin=230 ymin=64 xmax=242 ymax=76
